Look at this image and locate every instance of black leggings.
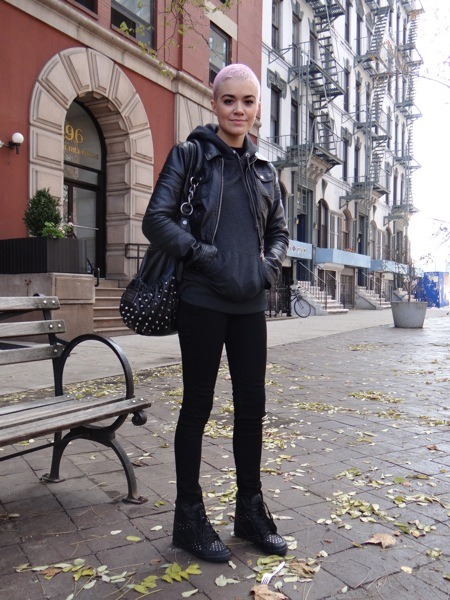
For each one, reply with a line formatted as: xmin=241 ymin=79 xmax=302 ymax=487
xmin=175 ymin=301 xmax=267 ymax=504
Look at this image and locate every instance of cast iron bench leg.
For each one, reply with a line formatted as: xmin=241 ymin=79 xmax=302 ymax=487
xmin=41 ymin=424 xmax=148 ymax=504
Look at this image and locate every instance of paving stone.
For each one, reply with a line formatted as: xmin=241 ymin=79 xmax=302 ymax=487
xmin=1 ymin=312 xmax=450 ymax=599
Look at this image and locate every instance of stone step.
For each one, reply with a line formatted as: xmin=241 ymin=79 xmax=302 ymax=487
xmin=94 ymin=305 xmax=122 ymax=317
xmin=95 ymin=287 xmax=123 ymax=299
xmin=93 ymin=279 xmax=127 ymax=336
xmin=96 ymin=278 xmax=121 ymax=289
xmin=94 ymin=297 xmax=121 ymax=308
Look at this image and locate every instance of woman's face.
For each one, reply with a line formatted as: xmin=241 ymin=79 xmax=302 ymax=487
xmin=211 ymin=78 xmax=260 ymax=147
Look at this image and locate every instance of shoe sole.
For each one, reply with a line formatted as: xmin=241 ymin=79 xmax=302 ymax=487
xmin=172 ymin=538 xmax=232 ymax=563
xmin=234 ymin=528 xmax=288 ymax=556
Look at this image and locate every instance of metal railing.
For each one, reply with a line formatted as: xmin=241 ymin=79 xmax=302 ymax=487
xmin=124 ymin=243 xmax=149 ymax=274
xmin=295 ymin=261 xmax=341 ymax=310
xmin=357 ymin=270 xmax=394 ymax=304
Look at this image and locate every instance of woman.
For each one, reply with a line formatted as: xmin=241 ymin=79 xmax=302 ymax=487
xmin=143 ymin=64 xmax=289 ymax=563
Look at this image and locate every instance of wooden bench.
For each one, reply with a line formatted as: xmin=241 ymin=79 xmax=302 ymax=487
xmin=0 ymin=295 xmax=151 ymax=504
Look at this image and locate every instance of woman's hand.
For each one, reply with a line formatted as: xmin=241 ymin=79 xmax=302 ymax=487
xmin=186 ymin=242 xmax=218 ymax=271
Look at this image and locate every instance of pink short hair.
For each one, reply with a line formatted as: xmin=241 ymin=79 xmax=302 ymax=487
xmin=212 ymin=64 xmax=261 ymax=100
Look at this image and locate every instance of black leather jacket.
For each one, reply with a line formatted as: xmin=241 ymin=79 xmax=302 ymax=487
xmin=142 ymin=126 xmax=289 ymax=302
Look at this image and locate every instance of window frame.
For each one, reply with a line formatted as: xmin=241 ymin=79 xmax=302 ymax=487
xmin=111 ymin=0 xmax=155 ymax=48
xmin=270 ymin=86 xmax=281 ymax=141
xmin=209 ymin=24 xmax=230 ymax=85
xmin=272 ymin=0 xmax=281 ymax=50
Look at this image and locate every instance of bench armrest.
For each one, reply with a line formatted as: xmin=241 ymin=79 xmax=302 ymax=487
xmin=55 ymin=334 xmax=135 ymax=399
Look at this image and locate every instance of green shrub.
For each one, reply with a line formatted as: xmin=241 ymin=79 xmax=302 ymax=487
xmin=23 ymin=189 xmax=62 ymax=237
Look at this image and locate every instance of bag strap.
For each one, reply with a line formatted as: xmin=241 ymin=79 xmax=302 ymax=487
xmin=139 ymin=140 xmax=202 ymax=278
xmin=180 ymin=139 xmax=202 ymax=218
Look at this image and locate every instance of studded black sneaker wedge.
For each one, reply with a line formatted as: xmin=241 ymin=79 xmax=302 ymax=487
xmin=173 ymin=501 xmax=232 ymax=563
xmin=234 ymin=493 xmax=288 ymax=556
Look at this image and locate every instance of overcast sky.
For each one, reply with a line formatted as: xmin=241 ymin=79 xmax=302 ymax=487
xmin=409 ymin=0 xmax=450 ymax=268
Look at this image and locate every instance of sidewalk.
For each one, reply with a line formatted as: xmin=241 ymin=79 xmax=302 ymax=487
xmin=1 ymin=308 xmax=450 ymax=599
xmin=1 ymin=308 xmax=396 ymax=395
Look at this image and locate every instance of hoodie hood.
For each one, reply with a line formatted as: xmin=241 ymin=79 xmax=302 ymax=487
xmin=187 ymin=124 xmax=258 ymax=158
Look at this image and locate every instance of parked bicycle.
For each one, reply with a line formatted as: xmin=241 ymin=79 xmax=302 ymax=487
xmin=291 ymin=287 xmax=312 ymax=318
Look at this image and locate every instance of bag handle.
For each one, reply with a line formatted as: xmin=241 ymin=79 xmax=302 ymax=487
xmin=140 ymin=140 xmax=202 ymax=278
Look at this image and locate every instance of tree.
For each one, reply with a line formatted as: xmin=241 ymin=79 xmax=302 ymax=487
xmin=118 ymin=0 xmax=236 ymax=65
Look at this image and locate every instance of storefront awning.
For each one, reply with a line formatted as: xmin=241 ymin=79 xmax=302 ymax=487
xmin=287 ymin=239 xmax=313 ymax=261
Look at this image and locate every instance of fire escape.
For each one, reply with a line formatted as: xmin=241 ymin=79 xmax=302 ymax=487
xmin=269 ymin=0 xmax=345 ymax=187
xmin=387 ymin=0 xmax=423 ymax=228
xmin=341 ymin=1 xmax=392 ymax=209
xmin=302 ymin=0 xmax=345 ymax=170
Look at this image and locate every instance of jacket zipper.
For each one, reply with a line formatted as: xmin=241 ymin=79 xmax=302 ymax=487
xmin=244 ymin=153 xmax=265 ymax=260
xmin=211 ymin=157 xmax=224 ymax=244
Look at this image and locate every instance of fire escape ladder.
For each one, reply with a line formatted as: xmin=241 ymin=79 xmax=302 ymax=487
xmin=368 ymin=71 xmax=389 ymax=191
xmin=387 ymin=3 xmax=423 ymax=226
xmin=307 ymin=0 xmax=345 ymax=169
xmin=359 ymin=6 xmax=390 ymax=75
xmin=348 ymin=6 xmax=391 ymax=208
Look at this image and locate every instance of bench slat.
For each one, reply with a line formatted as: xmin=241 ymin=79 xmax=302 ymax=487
xmin=0 ymin=394 xmax=135 ymax=428
xmin=0 ymin=344 xmax=64 ymax=365
xmin=0 ymin=319 xmax=65 ymax=338
xmin=0 ymin=397 xmax=151 ymax=446
xmin=0 ymin=297 xmax=60 ymax=312
xmin=0 ymin=394 xmax=84 ymax=416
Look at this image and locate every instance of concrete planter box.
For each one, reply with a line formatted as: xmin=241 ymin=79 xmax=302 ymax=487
xmin=390 ymin=301 xmax=427 ymax=328
xmin=0 ymin=238 xmax=87 ymax=274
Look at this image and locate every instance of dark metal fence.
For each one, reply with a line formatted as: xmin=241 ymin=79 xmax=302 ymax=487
xmin=266 ymin=284 xmax=291 ymax=317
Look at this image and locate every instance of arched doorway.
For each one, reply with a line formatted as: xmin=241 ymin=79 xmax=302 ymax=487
xmin=29 ymin=48 xmax=154 ymax=282
xmin=64 ymin=102 xmax=106 ymax=275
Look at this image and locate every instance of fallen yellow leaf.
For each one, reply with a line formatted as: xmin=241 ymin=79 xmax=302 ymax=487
xmin=364 ymin=533 xmax=397 ymax=548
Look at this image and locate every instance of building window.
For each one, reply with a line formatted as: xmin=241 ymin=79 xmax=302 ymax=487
xmin=290 ymin=99 xmax=298 ymax=146
xmin=272 ymin=0 xmax=281 ymax=50
xmin=356 ymin=14 xmax=362 ymax=55
xmin=74 ymin=0 xmax=97 ymax=12
xmin=111 ymin=0 xmax=154 ymax=47
xmin=342 ymin=212 xmax=352 ymax=250
xmin=270 ymin=86 xmax=281 ymax=140
xmin=308 ymin=112 xmax=315 ymax=143
xmin=393 ymin=172 xmax=398 ymax=205
xmin=394 ymin=119 xmax=399 ymax=154
xmin=345 ymin=0 xmax=351 ymax=44
xmin=209 ymin=25 xmax=230 ymax=84
xmin=342 ymin=138 xmax=348 ymax=182
xmin=309 ymin=30 xmax=318 ymax=63
xmin=354 ymin=144 xmax=360 ymax=182
xmin=387 ymin=109 xmax=392 ymax=150
xmin=318 ymin=200 xmax=329 ymax=248
xmin=343 ymin=69 xmax=350 ymax=112
xmin=292 ymin=15 xmax=301 ymax=66
xmin=355 ymin=80 xmax=361 ymax=121
xmin=330 ymin=214 xmax=341 ymax=249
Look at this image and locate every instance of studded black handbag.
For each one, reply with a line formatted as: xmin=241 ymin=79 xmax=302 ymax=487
xmin=120 ymin=142 xmax=200 ymax=336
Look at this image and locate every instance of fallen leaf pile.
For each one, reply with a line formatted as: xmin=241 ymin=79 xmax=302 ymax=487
xmin=15 ymin=558 xmax=203 ymax=598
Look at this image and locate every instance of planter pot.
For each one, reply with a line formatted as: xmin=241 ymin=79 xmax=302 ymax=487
xmin=0 ymin=238 xmax=87 ymax=274
xmin=390 ymin=301 xmax=428 ymax=329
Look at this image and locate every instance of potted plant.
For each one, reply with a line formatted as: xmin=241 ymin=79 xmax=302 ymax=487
xmin=23 ymin=188 xmax=63 ymax=237
xmin=0 ymin=188 xmax=85 ymax=274
xmin=390 ymin=260 xmax=428 ymax=328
